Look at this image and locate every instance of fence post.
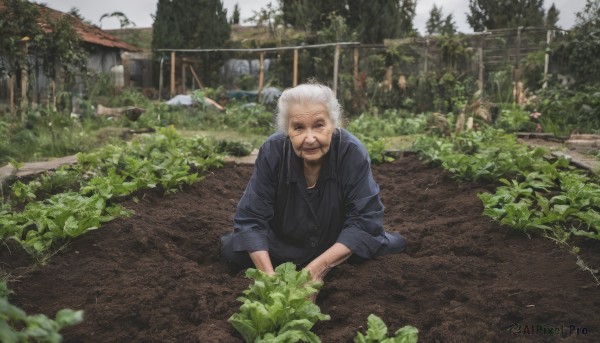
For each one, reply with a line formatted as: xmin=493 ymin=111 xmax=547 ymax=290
xmin=122 ymin=52 xmax=130 ymax=88
xmin=182 ymin=62 xmax=187 ymax=94
xmin=9 ymin=75 xmax=15 ymax=116
xmin=478 ymin=40 xmax=484 ymax=96
xmin=514 ymin=27 xmax=522 ymax=104
xmin=159 ymin=55 xmax=164 ymax=100
xmin=333 ymin=44 xmax=340 ymax=96
xmin=20 ymin=37 xmax=29 ymax=119
xmin=353 ymin=47 xmax=359 ymax=91
xmin=424 ymin=39 xmax=429 ymax=75
xmin=170 ymin=51 xmax=176 ymax=98
xmin=543 ymin=29 xmax=552 ymax=89
xmin=258 ymin=51 xmax=265 ymax=98
xmin=293 ymin=48 xmax=298 ymax=87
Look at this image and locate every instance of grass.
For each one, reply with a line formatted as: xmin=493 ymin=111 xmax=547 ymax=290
xmin=179 ymin=129 xmax=269 ymax=148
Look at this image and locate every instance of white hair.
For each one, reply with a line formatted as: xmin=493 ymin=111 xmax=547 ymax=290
xmin=275 ymin=82 xmax=342 ymax=133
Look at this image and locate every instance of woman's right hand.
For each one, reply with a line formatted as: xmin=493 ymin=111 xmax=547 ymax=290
xmin=249 ymin=250 xmax=276 ymax=275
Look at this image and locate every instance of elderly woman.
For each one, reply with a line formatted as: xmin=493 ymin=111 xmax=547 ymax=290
xmin=220 ymin=82 xmax=406 ymax=282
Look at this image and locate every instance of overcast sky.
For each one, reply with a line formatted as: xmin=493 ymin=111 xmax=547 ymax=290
xmin=37 ymin=0 xmax=586 ymax=33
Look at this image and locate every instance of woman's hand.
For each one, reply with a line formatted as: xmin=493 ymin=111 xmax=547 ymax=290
xmin=304 ymin=243 xmax=352 ymax=302
xmin=304 ymin=243 xmax=352 ymax=282
xmin=249 ymin=250 xmax=276 ymax=275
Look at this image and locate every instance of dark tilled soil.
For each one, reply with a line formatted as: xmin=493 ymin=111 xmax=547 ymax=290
xmin=2 ymin=155 xmax=599 ymax=343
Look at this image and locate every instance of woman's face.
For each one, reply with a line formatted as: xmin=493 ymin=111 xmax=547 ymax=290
xmin=287 ymin=102 xmax=334 ymax=166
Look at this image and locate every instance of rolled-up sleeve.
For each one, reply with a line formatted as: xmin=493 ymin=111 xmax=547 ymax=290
xmin=231 ymin=141 xmax=279 ymax=252
xmin=336 ymin=144 xmax=385 ymax=259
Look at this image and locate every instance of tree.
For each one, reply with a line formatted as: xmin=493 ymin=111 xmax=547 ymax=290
xmin=152 ymin=0 xmax=230 ymax=50
xmin=426 ymin=4 xmax=443 ymax=35
xmin=35 ymin=13 xmax=87 ymax=79
xmin=280 ymin=0 xmax=348 ymax=32
xmin=152 ymin=0 xmax=230 ymax=87
xmin=0 ymin=0 xmax=42 ymax=77
xmin=231 ymin=3 xmax=240 ymax=25
xmin=466 ymin=0 xmax=545 ymax=31
xmin=100 ymin=11 xmax=136 ymax=29
xmin=545 ymin=3 xmax=560 ymax=28
xmin=552 ymin=0 xmax=600 ymax=86
xmin=346 ymin=0 xmax=417 ymax=43
xmin=441 ymin=14 xmax=458 ymax=35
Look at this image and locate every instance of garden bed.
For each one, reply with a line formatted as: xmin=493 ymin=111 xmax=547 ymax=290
xmin=2 ymin=155 xmax=599 ymax=342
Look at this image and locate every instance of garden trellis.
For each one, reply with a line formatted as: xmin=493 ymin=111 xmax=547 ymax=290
xmin=156 ymin=26 xmax=567 ymax=110
xmin=384 ymin=26 xmax=567 ymax=101
xmin=157 ymin=41 xmax=361 ymax=99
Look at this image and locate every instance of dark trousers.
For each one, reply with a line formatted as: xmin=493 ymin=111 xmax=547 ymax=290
xmin=220 ymin=231 xmax=406 ymax=272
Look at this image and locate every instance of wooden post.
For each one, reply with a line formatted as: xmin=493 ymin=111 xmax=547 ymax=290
xmin=514 ymin=27 xmax=522 ymax=104
xmin=20 ymin=37 xmax=29 ymax=117
xmin=478 ymin=43 xmax=484 ymax=96
xmin=50 ymin=80 xmax=56 ymax=110
xmin=189 ymin=66 xmax=204 ymax=89
xmin=258 ymin=52 xmax=265 ymax=98
xmin=385 ymin=66 xmax=393 ymax=92
xmin=293 ymin=48 xmax=298 ymax=87
xmin=543 ymin=29 xmax=552 ymax=89
xmin=182 ymin=62 xmax=187 ymax=94
xmin=158 ymin=55 xmax=164 ymax=100
xmin=122 ymin=52 xmax=130 ymax=88
xmin=424 ymin=39 xmax=429 ymax=75
xmin=9 ymin=75 xmax=15 ymax=116
xmin=353 ymin=47 xmax=359 ymax=91
xmin=333 ymin=44 xmax=340 ymax=96
xmin=170 ymin=50 xmax=175 ymax=98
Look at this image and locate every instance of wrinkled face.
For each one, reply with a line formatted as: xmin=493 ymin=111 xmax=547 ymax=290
xmin=287 ymin=103 xmax=334 ymax=165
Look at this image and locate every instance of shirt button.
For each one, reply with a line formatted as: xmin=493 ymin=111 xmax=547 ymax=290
xmin=310 ymin=242 xmax=316 ymax=247
xmin=313 ymin=226 xmax=319 ymax=231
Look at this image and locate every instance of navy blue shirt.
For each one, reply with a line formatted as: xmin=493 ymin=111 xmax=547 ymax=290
xmin=231 ymin=128 xmax=386 ymax=265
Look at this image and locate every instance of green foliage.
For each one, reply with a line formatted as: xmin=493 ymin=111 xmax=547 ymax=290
xmin=0 ymin=127 xmax=224 ymax=259
xmin=0 ymin=280 xmax=83 ymax=343
xmin=215 ymin=140 xmax=253 ymax=157
xmin=466 ymin=0 xmax=545 ymax=31
xmin=152 ymin=0 xmax=230 ymax=50
xmin=33 ymin=11 xmax=87 ymax=80
xmin=354 ymin=314 xmax=418 ymax=343
xmin=414 ymin=128 xmax=547 ymax=182
xmin=0 ymin=0 xmax=42 ymax=77
xmin=346 ymin=110 xmax=428 ymax=164
xmin=280 ymin=0 xmax=348 ymax=32
xmin=0 ymin=0 xmax=85 ymax=87
xmin=494 ymin=105 xmax=534 ymax=133
xmin=152 ymin=0 xmax=230 ymax=85
xmin=279 ymin=0 xmax=417 ymax=43
xmin=414 ymin=127 xmax=600 ymax=249
xmin=228 ymin=262 xmax=329 ymax=343
xmin=426 ymin=4 xmax=443 ymax=36
xmin=552 ymin=0 xmax=600 ymax=88
xmin=521 ymin=49 xmax=545 ymax=90
xmin=532 ymin=86 xmax=600 ymax=135
xmin=347 ymin=111 xmax=428 ymax=137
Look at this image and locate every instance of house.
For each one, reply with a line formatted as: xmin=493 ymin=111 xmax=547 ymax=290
xmin=0 ymin=1 xmax=138 ymax=110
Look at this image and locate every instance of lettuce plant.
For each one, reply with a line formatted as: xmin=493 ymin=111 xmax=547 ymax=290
xmin=354 ymin=314 xmax=418 ymax=343
xmin=228 ymin=262 xmax=329 ymax=343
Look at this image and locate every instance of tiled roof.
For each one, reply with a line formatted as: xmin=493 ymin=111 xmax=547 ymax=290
xmin=0 ymin=1 xmax=139 ymax=52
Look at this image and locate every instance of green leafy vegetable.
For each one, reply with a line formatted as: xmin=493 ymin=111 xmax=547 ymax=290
xmin=228 ymin=262 xmax=329 ymax=343
xmin=354 ymin=314 xmax=418 ymax=343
